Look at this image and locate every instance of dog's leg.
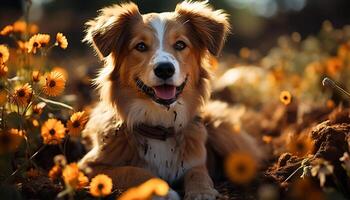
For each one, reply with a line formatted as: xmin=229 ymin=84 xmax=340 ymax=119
xmin=184 ymin=165 xmax=218 ymax=200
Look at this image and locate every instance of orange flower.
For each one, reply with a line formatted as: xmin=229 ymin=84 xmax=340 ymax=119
xmin=326 ymin=57 xmax=343 ymax=77
xmin=0 ymin=45 xmax=9 ymax=63
xmin=0 ymin=63 xmax=8 ymax=77
xmin=29 ymin=24 xmax=39 ymax=34
xmin=338 ymin=41 xmax=350 ymax=60
xmin=0 ymin=25 xmax=13 ymax=36
xmin=54 ymin=154 xmax=67 ymax=167
xmin=224 ymin=152 xmax=257 ymax=184
xmin=0 ymin=129 xmax=24 ymax=154
xmin=13 ymin=21 xmax=27 ymax=33
xmin=17 ymin=41 xmax=28 ymax=53
xmin=12 ymin=83 xmax=32 ymax=106
xmin=326 ymin=100 xmax=335 ymax=109
xmin=0 ymin=89 xmax=7 ymax=106
xmin=28 ymin=34 xmax=50 ymax=53
xmin=55 ymin=33 xmax=68 ymax=49
xmin=32 ymin=102 xmax=46 ymax=115
xmin=49 ymin=165 xmax=62 ymax=181
xmin=62 ymin=163 xmax=88 ymax=189
xmin=119 ymin=178 xmax=169 ymax=200
xmin=52 ymin=66 xmax=68 ymax=80
xmin=262 ymin=135 xmax=273 ymax=144
xmin=279 ymin=90 xmax=292 ymax=105
xmin=239 ymin=47 xmax=251 ymax=59
xmin=42 ymin=71 xmax=66 ymax=96
xmin=41 ymin=118 xmax=65 ymax=145
xmin=67 ymin=111 xmax=88 ymax=137
xmin=287 ymin=134 xmax=314 ymax=157
xmin=89 ymin=174 xmax=113 ymax=197
xmin=32 ymin=70 xmax=40 ymax=82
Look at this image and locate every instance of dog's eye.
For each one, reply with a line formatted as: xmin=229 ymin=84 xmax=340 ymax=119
xmin=135 ymin=42 xmax=148 ymax=52
xmin=173 ymin=41 xmax=187 ymax=51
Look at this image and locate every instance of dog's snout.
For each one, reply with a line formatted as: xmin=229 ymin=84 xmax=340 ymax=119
xmin=154 ymin=62 xmax=175 ymax=80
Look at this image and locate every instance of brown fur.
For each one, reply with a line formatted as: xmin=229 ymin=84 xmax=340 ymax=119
xmin=80 ymin=1 xmax=263 ymax=199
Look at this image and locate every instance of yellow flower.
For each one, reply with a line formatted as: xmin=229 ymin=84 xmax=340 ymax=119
xmin=0 ymin=25 xmax=13 ymax=36
xmin=0 ymin=129 xmax=24 ymax=154
xmin=119 ymin=178 xmax=169 ymax=200
xmin=28 ymin=34 xmax=50 ymax=54
xmin=55 ymin=33 xmax=68 ymax=49
xmin=32 ymin=70 xmax=40 ymax=82
xmin=41 ymin=118 xmax=65 ymax=145
xmin=48 ymin=165 xmax=62 ymax=181
xmin=32 ymin=102 xmax=46 ymax=115
xmin=0 ymin=45 xmax=9 ymax=63
xmin=67 ymin=111 xmax=88 ymax=137
xmin=279 ymin=90 xmax=292 ymax=105
xmin=13 ymin=21 xmax=27 ymax=33
xmin=311 ymin=158 xmax=334 ymax=187
xmin=42 ymin=71 xmax=66 ymax=97
xmin=89 ymin=174 xmax=113 ymax=197
xmin=62 ymin=163 xmax=88 ymax=189
xmin=287 ymin=134 xmax=314 ymax=157
xmin=0 ymin=63 xmax=8 ymax=77
xmin=224 ymin=152 xmax=257 ymax=184
xmin=0 ymin=89 xmax=7 ymax=106
xmin=12 ymin=83 xmax=32 ymax=106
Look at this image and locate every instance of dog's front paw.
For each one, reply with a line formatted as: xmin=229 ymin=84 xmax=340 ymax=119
xmin=184 ymin=188 xmax=219 ymax=200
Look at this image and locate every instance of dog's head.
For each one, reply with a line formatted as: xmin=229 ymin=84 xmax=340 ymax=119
xmin=85 ymin=1 xmax=230 ymax=129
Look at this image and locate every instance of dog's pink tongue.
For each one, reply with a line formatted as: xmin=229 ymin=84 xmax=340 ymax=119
xmin=154 ymin=85 xmax=176 ymax=100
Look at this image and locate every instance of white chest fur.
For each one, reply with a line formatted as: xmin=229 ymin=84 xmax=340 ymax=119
xmin=139 ymin=137 xmax=187 ymax=183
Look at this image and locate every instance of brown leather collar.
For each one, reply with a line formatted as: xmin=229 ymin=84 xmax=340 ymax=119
xmin=134 ymin=124 xmax=175 ymax=141
xmin=131 ymin=116 xmax=202 ymax=141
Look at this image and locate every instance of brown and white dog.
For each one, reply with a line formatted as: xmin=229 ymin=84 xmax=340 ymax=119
xmin=79 ymin=1 xmax=263 ymax=199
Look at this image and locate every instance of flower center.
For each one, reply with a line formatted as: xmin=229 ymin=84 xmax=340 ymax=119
xmin=49 ymin=129 xmax=56 ymax=135
xmin=236 ymin=163 xmax=247 ymax=174
xmin=97 ymin=183 xmax=104 ymax=191
xmin=18 ymin=89 xmax=25 ymax=97
xmin=72 ymin=121 xmax=80 ymax=128
xmin=49 ymin=80 xmax=56 ymax=87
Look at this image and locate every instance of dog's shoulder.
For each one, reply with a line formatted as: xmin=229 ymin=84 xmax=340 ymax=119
xmin=82 ymin=102 xmax=121 ymax=150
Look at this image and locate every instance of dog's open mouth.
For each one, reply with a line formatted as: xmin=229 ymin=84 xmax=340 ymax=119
xmin=135 ymin=77 xmax=187 ymax=106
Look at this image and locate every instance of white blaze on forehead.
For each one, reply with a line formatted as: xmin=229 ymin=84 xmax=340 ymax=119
xmin=149 ymin=13 xmax=181 ymax=85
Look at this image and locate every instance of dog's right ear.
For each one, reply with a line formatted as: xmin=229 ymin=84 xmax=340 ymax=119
xmin=84 ymin=3 xmax=142 ymax=58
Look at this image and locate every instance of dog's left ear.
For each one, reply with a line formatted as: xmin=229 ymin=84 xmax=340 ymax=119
xmin=175 ymin=1 xmax=231 ymax=56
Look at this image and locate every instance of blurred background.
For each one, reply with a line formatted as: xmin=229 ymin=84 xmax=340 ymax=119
xmin=1 ymin=0 xmax=350 ymax=107
xmin=1 ymin=0 xmax=350 ymax=54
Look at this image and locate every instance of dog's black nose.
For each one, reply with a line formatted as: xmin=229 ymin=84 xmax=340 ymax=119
xmin=154 ymin=62 xmax=175 ymax=80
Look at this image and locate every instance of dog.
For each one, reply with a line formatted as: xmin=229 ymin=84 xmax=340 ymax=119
xmin=79 ymin=1 xmax=263 ymax=199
